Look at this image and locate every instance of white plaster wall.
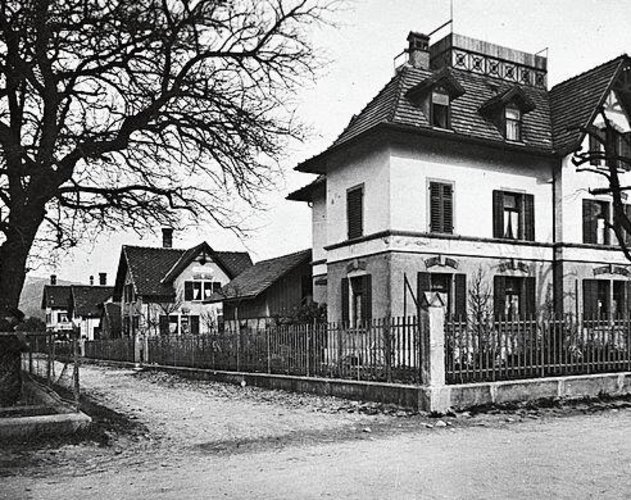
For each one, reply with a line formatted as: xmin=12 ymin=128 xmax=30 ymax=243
xmin=389 ymin=144 xmax=554 ymax=243
xmin=311 ymin=192 xmax=327 ymax=263
xmin=559 ymin=92 xmax=631 ymax=245
xmin=326 ymin=146 xmax=390 ymax=246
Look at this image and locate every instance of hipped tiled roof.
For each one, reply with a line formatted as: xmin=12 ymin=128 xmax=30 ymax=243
xmin=220 ymin=249 xmax=312 ymax=301
xmin=71 ymin=286 xmax=114 ymax=317
xmin=329 ymin=65 xmax=553 ymax=152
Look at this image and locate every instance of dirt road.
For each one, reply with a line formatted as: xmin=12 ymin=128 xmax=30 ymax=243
xmin=2 ymin=364 xmax=631 ymax=499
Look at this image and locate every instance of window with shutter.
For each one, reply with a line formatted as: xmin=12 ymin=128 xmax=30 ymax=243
xmin=583 ymin=279 xmax=610 ymax=319
xmin=347 ymin=186 xmax=364 ymax=240
xmin=417 ymin=272 xmax=466 ymax=318
xmin=492 ymin=191 xmax=534 ymax=241
xmin=341 ymin=278 xmax=349 ymax=325
xmin=429 ymin=181 xmax=454 ymax=234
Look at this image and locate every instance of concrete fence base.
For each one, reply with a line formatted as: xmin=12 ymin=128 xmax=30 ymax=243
xmin=146 ymin=364 xmax=631 ymax=412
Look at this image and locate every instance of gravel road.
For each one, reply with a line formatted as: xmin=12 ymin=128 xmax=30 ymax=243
xmin=2 ymin=364 xmax=631 ymax=499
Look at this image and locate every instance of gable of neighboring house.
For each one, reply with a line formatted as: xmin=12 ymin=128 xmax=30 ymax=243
xmin=220 ymin=249 xmax=313 ymax=321
xmin=41 ymin=285 xmax=73 ymax=330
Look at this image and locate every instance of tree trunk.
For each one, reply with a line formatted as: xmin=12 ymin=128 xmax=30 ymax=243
xmin=0 ymin=233 xmax=34 ymax=317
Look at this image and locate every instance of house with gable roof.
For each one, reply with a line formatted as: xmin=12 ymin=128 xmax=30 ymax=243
xmin=289 ymin=30 xmax=631 ymax=324
xmin=112 ymin=229 xmax=253 ymax=336
xmin=209 ymin=249 xmax=313 ymax=330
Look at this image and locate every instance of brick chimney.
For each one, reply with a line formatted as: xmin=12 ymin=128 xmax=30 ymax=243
xmin=89 ymin=275 xmax=94 ymax=286
xmin=162 ymin=227 xmax=173 ymax=249
xmin=407 ymin=32 xmax=430 ymax=70
xmin=50 ymin=274 xmax=57 ymax=286
xmin=99 ymin=273 xmax=107 ymax=286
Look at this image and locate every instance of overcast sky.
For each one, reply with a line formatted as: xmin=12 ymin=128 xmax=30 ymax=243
xmin=38 ymin=0 xmax=631 ymax=284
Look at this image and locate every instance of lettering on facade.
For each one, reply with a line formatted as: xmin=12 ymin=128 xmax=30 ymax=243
xmin=593 ymin=264 xmax=631 ymax=277
xmin=497 ymin=259 xmax=530 ymax=274
xmin=425 ymin=255 xmax=459 ymax=269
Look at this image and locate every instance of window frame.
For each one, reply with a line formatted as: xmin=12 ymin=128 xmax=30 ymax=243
xmin=184 ymin=280 xmax=222 ymax=302
xmin=346 ymin=184 xmax=364 ymax=241
xmin=582 ymin=199 xmax=611 ymax=245
xmin=493 ymin=190 xmax=535 ymax=241
xmin=504 ymin=103 xmax=522 ymax=142
xmin=428 ymin=180 xmax=454 ymax=234
xmin=430 ymin=86 xmax=451 ymax=129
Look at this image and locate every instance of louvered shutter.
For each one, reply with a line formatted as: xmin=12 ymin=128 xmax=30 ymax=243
xmin=362 ymin=275 xmax=372 ymax=325
xmin=184 ymin=281 xmax=194 ymax=301
xmin=523 ymin=194 xmax=535 ymax=241
xmin=429 ymin=182 xmax=453 ymax=233
xmin=589 ymin=133 xmax=601 ymax=166
xmin=443 ymin=184 xmax=453 ymax=233
xmin=347 ymin=187 xmax=363 ymax=239
xmin=418 ymin=272 xmax=431 ymax=306
xmin=494 ymin=276 xmax=506 ymax=318
xmin=454 ymin=274 xmax=467 ymax=319
xmin=493 ymin=191 xmax=504 ymax=238
xmin=341 ymin=278 xmax=349 ymax=325
xmin=190 ymin=316 xmax=200 ymax=335
xmin=582 ymin=279 xmax=599 ymax=319
xmin=429 ymin=183 xmax=441 ymax=232
xmin=523 ymin=277 xmax=536 ymax=318
xmin=603 ymin=202 xmax=611 ymax=245
xmin=624 ymin=204 xmax=631 ymax=246
xmin=583 ymin=200 xmax=597 ymax=244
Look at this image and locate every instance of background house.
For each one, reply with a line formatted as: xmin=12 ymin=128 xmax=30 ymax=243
xmin=112 ymin=229 xmax=253 ymax=336
xmin=289 ymin=30 xmax=631 ymax=323
xmin=41 ymin=276 xmax=73 ymax=333
xmin=215 ymin=249 xmax=313 ymax=331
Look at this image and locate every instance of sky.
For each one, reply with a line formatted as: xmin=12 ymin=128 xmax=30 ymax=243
xmin=36 ymin=0 xmax=631 ymax=284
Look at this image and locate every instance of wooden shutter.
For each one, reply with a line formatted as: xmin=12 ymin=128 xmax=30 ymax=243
xmin=582 ymin=279 xmax=599 ymax=319
xmin=523 ymin=277 xmax=536 ymax=318
xmin=159 ymin=315 xmax=169 ymax=336
xmin=523 ymin=194 xmax=535 ymax=241
xmin=603 ymin=202 xmax=611 ymax=245
xmin=418 ymin=272 xmax=431 ymax=305
xmin=493 ymin=191 xmax=504 ymax=238
xmin=341 ymin=278 xmax=349 ymax=325
xmin=493 ymin=276 xmax=506 ymax=318
xmin=583 ymin=200 xmax=597 ymax=244
xmin=347 ymin=187 xmax=363 ymax=240
xmin=362 ymin=275 xmax=372 ymax=325
xmin=184 ymin=281 xmax=193 ymax=301
xmin=430 ymin=182 xmax=453 ymax=234
xmin=622 ymin=132 xmax=631 ymax=170
xmin=624 ymin=204 xmax=631 ymax=246
xmin=454 ymin=274 xmax=467 ymax=319
xmin=190 ymin=316 xmax=200 ymax=335
xmin=589 ymin=133 xmax=601 ymax=166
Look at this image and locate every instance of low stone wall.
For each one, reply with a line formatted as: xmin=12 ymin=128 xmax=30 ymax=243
xmin=0 ymin=377 xmax=91 ymax=439
xmin=148 ymin=365 xmax=631 ymax=412
xmin=441 ymin=372 xmax=631 ymax=410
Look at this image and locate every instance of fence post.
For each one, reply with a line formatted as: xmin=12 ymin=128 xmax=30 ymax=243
xmin=73 ymin=330 xmax=80 ymax=413
xmin=420 ymin=292 xmax=449 ymax=413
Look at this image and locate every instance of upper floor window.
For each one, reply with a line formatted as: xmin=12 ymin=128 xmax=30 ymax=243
xmin=429 ymin=181 xmax=453 ymax=234
xmin=347 ymin=185 xmax=364 ymax=240
xmin=57 ymin=312 xmax=69 ymax=323
xmin=504 ymin=104 xmax=522 ymax=141
xmin=431 ymin=87 xmax=450 ymax=129
xmin=493 ymin=191 xmax=535 ymax=241
xmin=184 ymin=280 xmax=221 ymax=301
xmin=583 ymin=199 xmax=610 ymax=245
xmin=123 ymin=284 xmax=134 ymax=303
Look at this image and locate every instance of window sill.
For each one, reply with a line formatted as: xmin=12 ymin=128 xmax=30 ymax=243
xmin=431 ymin=126 xmax=454 ymax=133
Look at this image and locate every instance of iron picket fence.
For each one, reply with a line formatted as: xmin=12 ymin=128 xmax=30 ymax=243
xmin=445 ymin=315 xmax=631 ymax=384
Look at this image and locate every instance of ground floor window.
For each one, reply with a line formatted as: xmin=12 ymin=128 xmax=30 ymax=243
xmin=583 ymin=279 xmax=630 ymax=319
xmin=341 ymin=275 xmax=372 ymax=327
xmin=494 ymin=276 xmax=535 ymax=319
xmin=418 ymin=272 xmax=466 ymax=318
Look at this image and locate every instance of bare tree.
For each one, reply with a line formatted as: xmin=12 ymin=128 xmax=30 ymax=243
xmin=0 ymin=0 xmax=337 ymax=317
xmin=572 ymin=108 xmax=631 ymax=260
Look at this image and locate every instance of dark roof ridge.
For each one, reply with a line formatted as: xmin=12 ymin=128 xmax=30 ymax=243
xmin=551 ymin=54 xmax=629 ymax=91
xmin=332 ymin=71 xmax=402 ymax=145
xmin=122 ymin=244 xmax=184 ymax=252
xmin=254 ymin=248 xmax=312 ymax=266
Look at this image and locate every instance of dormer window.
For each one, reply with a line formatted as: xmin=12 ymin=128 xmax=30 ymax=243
xmin=431 ymin=87 xmax=451 ymax=129
xmin=504 ymin=104 xmax=522 ymax=141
